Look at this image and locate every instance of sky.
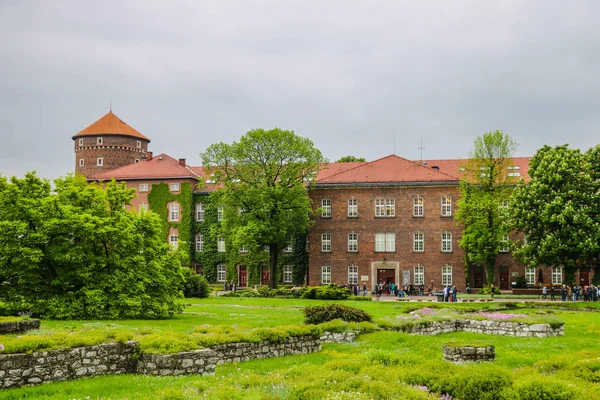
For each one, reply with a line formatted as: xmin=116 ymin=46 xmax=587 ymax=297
xmin=1 ymin=0 xmax=599 ymax=179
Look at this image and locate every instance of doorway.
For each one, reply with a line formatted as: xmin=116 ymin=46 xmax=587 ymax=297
xmin=473 ymin=265 xmax=483 ymax=288
xmin=580 ymin=270 xmax=590 ymax=286
xmin=238 ymin=265 xmax=247 ymax=287
xmin=499 ymin=266 xmax=509 ymax=290
xmin=261 ymin=265 xmax=270 ymax=286
xmin=377 ymin=269 xmax=396 ymax=285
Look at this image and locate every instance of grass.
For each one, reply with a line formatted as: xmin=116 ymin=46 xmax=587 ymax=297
xmin=1 ymin=298 xmax=599 ymax=399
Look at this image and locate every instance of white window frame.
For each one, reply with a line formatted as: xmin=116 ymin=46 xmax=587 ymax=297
xmin=196 ymin=203 xmax=205 ymax=222
xmin=442 ymin=265 xmax=452 ymax=286
xmin=414 ymin=266 xmax=424 ymax=285
xmin=375 ymin=233 xmax=395 ymax=252
xmin=169 ymin=203 xmax=180 ymax=222
xmin=500 ymin=234 xmax=510 ymax=252
xmin=552 ymin=266 xmax=563 ymax=284
xmin=283 ymin=243 xmax=293 ymax=253
xmin=283 ymin=265 xmax=293 ymax=283
xmin=321 ymin=233 xmax=331 ymax=252
xmin=501 ymin=200 xmax=509 ymax=210
xmin=348 ymin=265 xmax=358 ymax=285
xmin=170 ymin=183 xmax=180 ymax=192
xmin=525 ymin=267 xmax=535 ymax=285
xmin=413 ymin=197 xmax=424 ymax=217
xmin=169 ymin=235 xmax=178 ymax=250
xmin=347 ymin=233 xmax=358 ymax=252
xmin=441 ymin=232 xmax=452 ymax=252
xmin=347 ymin=198 xmax=358 ymax=217
xmin=78 ymin=138 xmax=84 ymax=146
xmin=136 ymin=140 xmax=141 ymax=148
xmin=375 ymin=198 xmax=395 ymax=217
xmin=441 ymin=196 xmax=452 ymax=217
xmin=79 ymin=159 xmax=84 ymax=167
xmin=217 ymin=264 xmax=226 ymax=282
xmin=97 ymin=158 xmax=104 ymax=167
xmin=97 ymin=137 xmax=103 ymax=145
xmin=217 ymin=236 xmax=226 ymax=253
xmin=139 ymin=183 xmax=149 ymax=192
xmin=321 ymin=266 xmax=331 ymax=284
xmin=196 ymin=234 xmax=204 ymax=252
xmin=239 ymin=246 xmax=248 ymax=253
xmin=217 ymin=205 xmax=224 ymax=222
xmin=138 ymin=203 xmax=148 ymax=213
xmin=321 ymin=199 xmax=331 ymax=217
xmin=413 ymin=232 xmax=424 ymax=252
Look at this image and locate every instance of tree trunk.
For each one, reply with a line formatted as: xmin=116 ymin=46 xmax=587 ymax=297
xmin=486 ymin=259 xmax=496 ymax=285
xmin=269 ymin=243 xmax=279 ymax=289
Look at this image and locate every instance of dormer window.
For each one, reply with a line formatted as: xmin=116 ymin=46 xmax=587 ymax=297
xmin=97 ymin=137 xmax=103 ymax=145
xmin=97 ymin=158 xmax=104 ymax=167
xmin=136 ymin=140 xmax=141 ymax=148
xmin=78 ymin=138 xmax=84 ymax=146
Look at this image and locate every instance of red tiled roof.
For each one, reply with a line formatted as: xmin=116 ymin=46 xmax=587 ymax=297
xmin=420 ymin=157 xmax=531 ymax=182
xmin=72 ymin=112 xmax=150 ymax=141
xmin=90 ymin=154 xmax=199 ymax=181
xmin=316 ymin=162 xmax=367 ymax=180
xmin=317 ymin=155 xmax=460 ymax=184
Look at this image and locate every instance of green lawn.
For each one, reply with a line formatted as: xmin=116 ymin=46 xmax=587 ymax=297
xmin=1 ymin=298 xmax=600 ymax=399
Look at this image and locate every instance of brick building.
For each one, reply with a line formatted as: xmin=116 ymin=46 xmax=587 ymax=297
xmin=74 ymin=111 xmax=594 ymax=290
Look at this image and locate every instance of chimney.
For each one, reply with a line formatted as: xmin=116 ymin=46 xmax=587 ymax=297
xmin=146 ymin=152 xmax=153 ymax=161
xmin=179 ymin=158 xmax=186 ymax=167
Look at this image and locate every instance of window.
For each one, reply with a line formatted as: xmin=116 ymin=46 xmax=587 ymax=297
xmin=283 ymin=243 xmax=293 ymax=253
xmin=413 ymin=233 xmax=424 ymax=252
xmin=97 ymin=137 xmax=103 ymax=145
xmin=500 ymin=234 xmax=510 ymax=252
xmin=321 ymin=199 xmax=331 ymax=217
xmin=217 ymin=264 xmax=226 ymax=282
xmin=239 ymin=246 xmax=248 ymax=253
xmin=169 ymin=235 xmax=178 ymax=250
xmin=136 ymin=140 xmax=141 ymax=148
xmin=78 ymin=138 xmax=84 ymax=146
xmin=441 ymin=196 xmax=452 ymax=216
xmin=413 ymin=197 xmax=424 ymax=217
xmin=217 ymin=205 xmax=224 ymax=221
xmin=139 ymin=203 xmax=148 ymax=213
xmin=347 ymin=233 xmax=358 ymax=252
xmin=321 ymin=266 xmax=331 ymax=284
xmin=442 ymin=265 xmax=452 ymax=285
xmin=97 ymin=158 xmax=104 ymax=167
xmin=194 ymin=264 xmax=203 ymax=274
xmin=508 ymin=165 xmax=521 ymax=177
xmin=375 ymin=198 xmax=395 ymax=217
xmin=283 ymin=265 xmax=293 ymax=283
xmin=500 ymin=200 xmax=509 ymax=210
xmin=169 ymin=203 xmax=180 ymax=221
xmin=139 ymin=183 xmax=149 ymax=192
xmin=348 ymin=265 xmax=358 ymax=285
xmin=79 ymin=159 xmax=84 ymax=167
xmin=196 ymin=203 xmax=205 ymax=222
xmin=414 ymin=266 xmax=424 ymax=285
xmin=441 ymin=232 xmax=452 ymax=252
xmin=347 ymin=198 xmax=358 ymax=217
xmin=321 ymin=233 xmax=331 ymax=252
xmin=264 ymin=245 xmax=270 ymax=252
xmin=217 ymin=236 xmax=226 ymax=253
xmin=552 ymin=266 xmax=563 ymax=284
xmin=170 ymin=183 xmax=180 ymax=192
xmin=525 ymin=267 xmax=535 ymax=285
xmin=196 ymin=234 xmax=204 ymax=252
xmin=375 ymin=233 xmax=395 ymax=252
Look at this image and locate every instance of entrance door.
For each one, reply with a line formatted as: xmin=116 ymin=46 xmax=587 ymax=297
xmin=238 ymin=265 xmax=247 ymax=287
xmin=580 ymin=270 xmax=590 ymax=286
xmin=473 ymin=266 xmax=483 ymax=288
xmin=261 ymin=266 xmax=270 ymax=285
xmin=377 ymin=269 xmax=395 ymax=285
xmin=499 ymin=266 xmax=509 ymax=290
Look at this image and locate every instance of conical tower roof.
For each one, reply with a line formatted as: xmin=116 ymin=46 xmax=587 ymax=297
xmin=72 ymin=111 xmax=150 ymax=141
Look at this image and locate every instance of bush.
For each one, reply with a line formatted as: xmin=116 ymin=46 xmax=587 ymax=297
xmin=300 ymin=285 xmax=350 ymax=300
xmin=514 ymin=375 xmax=585 ymax=399
xmin=182 ymin=268 xmax=210 ymax=298
xmin=477 ymin=285 xmax=502 ymax=295
xmin=451 ymin=365 xmax=513 ymax=400
xmin=303 ymin=304 xmax=372 ymax=324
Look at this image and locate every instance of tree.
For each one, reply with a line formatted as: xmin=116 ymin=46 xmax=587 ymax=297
xmin=0 ymin=173 xmax=184 ymax=319
xmin=335 ymin=155 xmax=366 ymax=163
xmin=509 ymin=145 xmax=598 ymax=283
xmin=201 ymin=128 xmax=327 ymax=288
xmin=456 ymin=130 xmax=518 ymax=285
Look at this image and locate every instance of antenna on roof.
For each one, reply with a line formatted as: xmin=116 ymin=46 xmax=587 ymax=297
xmin=418 ymin=139 xmax=425 ymax=161
xmin=393 ymin=129 xmax=396 ymax=155
xmin=109 ymin=98 xmax=112 ymax=113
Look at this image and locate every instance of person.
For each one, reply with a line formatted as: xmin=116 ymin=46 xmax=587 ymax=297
xmin=448 ymin=285 xmax=453 ymax=302
xmin=420 ymin=284 xmax=425 ymax=296
xmin=549 ymin=284 xmax=555 ymax=301
xmin=466 ymin=283 xmax=471 ymax=295
xmin=363 ymin=282 xmax=367 ymax=296
xmin=390 ymin=282 xmax=395 ymax=296
xmin=490 ymin=284 xmax=495 ymax=299
xmin=427 ymin=286 xmax=432 ymax=296
xmin=561 ymin=285 xmax=567 ymax=302
xmin=567 ymin=285 xmax=572 ymax=301
xmin=452 ymin=285 xmax=457 ymax=302
xmin=232 ymin=281 xmax=236 ymax=292
xmin=224 ymin=280 xmax=228 ymax=292
xmin=542 ymin=284 xmax=547 ymax=300
xmin=443 ymin=285 xmax=449 ymax=302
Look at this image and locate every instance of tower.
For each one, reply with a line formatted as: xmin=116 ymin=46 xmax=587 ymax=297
xmin=72 ymin=111 xmax=151 ymax=178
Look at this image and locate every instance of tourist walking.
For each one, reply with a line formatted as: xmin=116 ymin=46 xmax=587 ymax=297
xmin=452 ymin=285 xmax=457 ymax=302
xmin=443 ymin=285 xmax=449 ymax=302
xmin=549 ymin=284 xmax=555 ymax=301
xmin=363 ymin=282 xmax=367 ymax=296
xmin=542 ymin=285 xmax=547 ymax=300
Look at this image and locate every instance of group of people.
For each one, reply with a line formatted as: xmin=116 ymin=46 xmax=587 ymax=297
xmin=541 ymin=284 xmax=599 ymax=302
xmin=370 ymin=282 xmax=428 ymax=298
xmin=442 ymin=285 xmax=458 ymax=302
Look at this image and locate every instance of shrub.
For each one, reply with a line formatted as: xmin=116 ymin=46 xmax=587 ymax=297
xmin=303 ymin=304 xmax=372 ymax=324
xmin=300 ymin=285 xmax=350 ymax=300
xmin=514 ymin=375 xmax=585 ymax=399
xmin=477 ymin=285 xmax=502 ymax=295
xmin=451 ymin=365 xmax=513 ymax=400
xmin=182 ymin=268 xmax=210 ymax=298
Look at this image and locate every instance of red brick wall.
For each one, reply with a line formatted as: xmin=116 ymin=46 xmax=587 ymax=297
xmin=74 ymin=135 xmax=149 ymax=178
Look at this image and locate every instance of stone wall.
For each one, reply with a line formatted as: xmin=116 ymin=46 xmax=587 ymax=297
xmin=320 ymin=331 xmax=358 ymax=343
xmin=0 ymin=319 xmax=40 ymax=334
xmin=0 ymin=336 xmax=321 ymax=389
xmin=407 ymin=319 xmax=563 ymax=337
xmin=443 ymin=345 xmax=495 ymax=363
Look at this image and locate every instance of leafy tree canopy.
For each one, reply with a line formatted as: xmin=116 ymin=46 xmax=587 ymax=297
xmin=0 ymin=173 xmax=184 ymax=319
xmin=201 ymin=128 xmax=327 ymax=288
xmin=335 ymin=155 xmax=366 ymax=163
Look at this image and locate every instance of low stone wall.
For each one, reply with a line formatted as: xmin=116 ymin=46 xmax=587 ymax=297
xmin=404 ymin=320 xmax=457 ymax=336
xmin=320 ymin=331 xmax=358 ymax=343
xmin=0 ymin=319 xmax=41 ymax=334
xmin=0 ymin=336 xmax=321 ymax=389
xmin=443 ymin=345 xmax=495 ymax=363
xmin=408 ymin=319 xmax=563 ymax=337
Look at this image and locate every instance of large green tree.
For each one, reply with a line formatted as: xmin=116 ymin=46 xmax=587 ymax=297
xmin=509 ymin=145 xmax=599 ymax=283
xmin=201 ymin=128 xmax=327 ymax=288
xmin=456 ymin=130 xmax=518 ymax=285
xmin=0 ymin=173 xmax=184 ymax=319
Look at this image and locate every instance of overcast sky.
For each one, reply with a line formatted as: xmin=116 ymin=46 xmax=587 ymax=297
xmin=1 ymin=0 xmax=599 ymax=179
